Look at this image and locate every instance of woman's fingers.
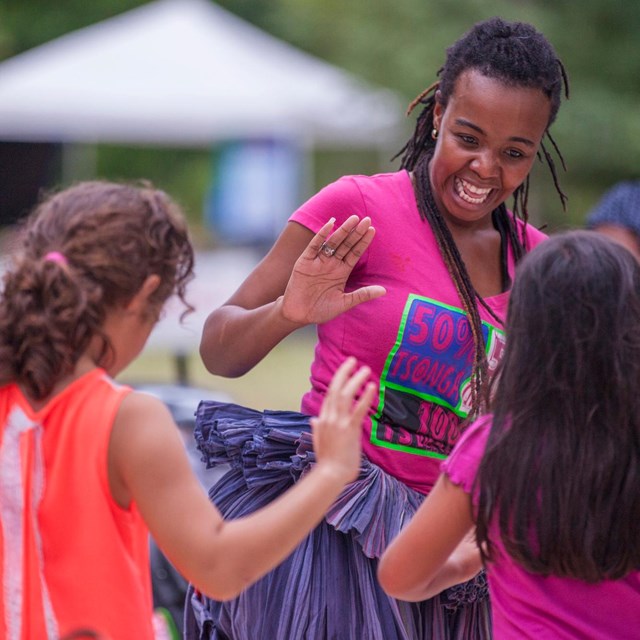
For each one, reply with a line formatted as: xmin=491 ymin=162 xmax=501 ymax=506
xmin=333 ymin=218 xmax=376 ymax=264
xmin=304 ymin=217 xmax=337 ymax=258
xmin=286 ymin=214 xmax=384 ymax=325
xmin=342 ymin=284 xmax=387 ymax=312
xmin=304 ymin=215 xmax=374 ymax=263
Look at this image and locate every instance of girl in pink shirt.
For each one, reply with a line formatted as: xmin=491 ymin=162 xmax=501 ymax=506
xmin=379 ymin=231 xmax=640 ymax=638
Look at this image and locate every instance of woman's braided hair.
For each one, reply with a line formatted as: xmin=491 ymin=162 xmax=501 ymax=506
xmin=396 ymin=17 xmax=569 ymax=420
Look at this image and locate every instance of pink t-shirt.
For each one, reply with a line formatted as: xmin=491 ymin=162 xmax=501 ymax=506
xmin=290 ymin=171 xmax=547 ymax=494
xmin=442 ymin=417 xmax=640 ymax=639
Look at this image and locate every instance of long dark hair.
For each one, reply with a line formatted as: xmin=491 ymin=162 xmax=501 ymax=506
xmin=0 ymin=181 xmax=195 ymax=400
xmin=397 ymin=17 xmax=569 ymax=419
xmin=476 ymin=231 xmax=640 ymax=581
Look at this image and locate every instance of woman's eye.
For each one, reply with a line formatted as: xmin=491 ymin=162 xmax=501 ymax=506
xmin=459 ymin=135 xmax=477 ymax=145
xmin=506 ymin=149 xmax=524 ymax=159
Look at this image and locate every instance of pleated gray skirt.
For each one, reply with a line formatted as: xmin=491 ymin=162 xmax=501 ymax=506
xmin=184 ymin=402 xmax=491 ymax=640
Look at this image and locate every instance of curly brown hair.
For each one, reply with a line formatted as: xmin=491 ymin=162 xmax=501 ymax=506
xmin=0 ymin=180 xmax=195 ymax=400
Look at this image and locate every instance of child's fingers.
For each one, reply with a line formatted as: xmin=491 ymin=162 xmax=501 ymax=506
xmin=311 ymin=362 xmax=375 ymax=482
xmin=324 ymin=360 xmax=370 ymax=418
xmin=319 ymin=358 xmax=357 ymax=418
xmin=339 ymin=364 xmax=372 ymax=404
xmin=344 ymin=382 xmax=376 ymax=432
xmin=351 ymin=382 xmax=377 ymax=425
xmin=327 ymin=364 xmax=374 ymax=432
xmin=326 ymin=357 xmax=358 ymax=398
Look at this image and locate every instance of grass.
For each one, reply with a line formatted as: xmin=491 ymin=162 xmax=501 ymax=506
xmin=117 ymin=330 xmax=317 ymax=412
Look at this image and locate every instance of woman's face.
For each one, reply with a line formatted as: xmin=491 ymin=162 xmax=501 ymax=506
xmin=429 ymin=68 xmax=552 ymax=230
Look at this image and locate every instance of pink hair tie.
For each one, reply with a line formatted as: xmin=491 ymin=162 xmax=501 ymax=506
xmin=43 ymin=251 xmax=68 ymax=266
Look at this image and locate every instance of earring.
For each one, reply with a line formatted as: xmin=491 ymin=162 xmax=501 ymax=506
xmin=431 ymin=128 xmax=438 ymax=140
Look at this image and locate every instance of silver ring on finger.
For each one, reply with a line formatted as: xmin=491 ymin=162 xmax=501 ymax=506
xmin=320 ymin=242 xmax=336 ymax=258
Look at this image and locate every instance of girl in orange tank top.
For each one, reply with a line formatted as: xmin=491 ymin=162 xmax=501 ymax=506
xmin=0 ymin=181 xmax=376 ymax=640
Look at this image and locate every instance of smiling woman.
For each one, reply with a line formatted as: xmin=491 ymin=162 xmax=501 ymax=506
xmin=190 ymin=16 xmax=570 ymax=640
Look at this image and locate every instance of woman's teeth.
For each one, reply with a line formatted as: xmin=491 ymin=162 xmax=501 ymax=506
xmin=455 ymin=177 xmax=491 ymax=204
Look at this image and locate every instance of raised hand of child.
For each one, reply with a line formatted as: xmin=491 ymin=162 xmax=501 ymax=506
xmin=310 ymin=356 xmax=376 ymax=484
xmin=281 ymin=216 xmax=386 ymax=326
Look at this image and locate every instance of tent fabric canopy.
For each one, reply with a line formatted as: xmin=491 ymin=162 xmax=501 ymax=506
xmin=0 ymin=0 xmax=402 ymax=146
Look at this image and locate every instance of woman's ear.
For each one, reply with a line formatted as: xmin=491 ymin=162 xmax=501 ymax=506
xmin=433 ymin=90 xmax=444 ymax=131
xmin=126 ymin=274 xmax=161 ymax=314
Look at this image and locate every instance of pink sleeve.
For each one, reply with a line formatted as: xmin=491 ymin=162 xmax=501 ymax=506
xmin=440 ymin=415 xmax=492 ymax=494
xmin=289 ymin=175 xmax=368 ymax=233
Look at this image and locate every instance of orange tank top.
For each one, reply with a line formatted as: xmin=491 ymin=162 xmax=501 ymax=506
xmin=0 ymin=369 xmax=154 ymax=640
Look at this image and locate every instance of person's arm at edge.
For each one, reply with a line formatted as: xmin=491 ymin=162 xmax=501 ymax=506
xmin=377 ymin=474 xmax=482 ymax=602
xmin=109 ymin=358 xmax=376 ymax=601
xmin=199 ymin=221 xmax=313 ymax=377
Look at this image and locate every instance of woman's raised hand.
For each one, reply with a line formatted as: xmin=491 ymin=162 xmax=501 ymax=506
xmin=310 ymin=357 xmax=376 ymax=484
xmin=281 ymin=215 xmax=386 ymax=326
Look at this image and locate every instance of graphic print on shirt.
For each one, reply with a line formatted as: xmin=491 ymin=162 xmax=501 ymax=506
xmin=370 ymin=294 xmax=505 ymax=458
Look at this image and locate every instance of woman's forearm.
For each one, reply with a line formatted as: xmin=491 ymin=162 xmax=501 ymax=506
xmin=199 ymin=297 xmax=306 ymax=377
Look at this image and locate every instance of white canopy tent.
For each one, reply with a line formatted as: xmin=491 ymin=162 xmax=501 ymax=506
xmin=0 ymin=1 xmax=405 ymax=370
xmin=0 ymin=0 xmax=403 ymax=147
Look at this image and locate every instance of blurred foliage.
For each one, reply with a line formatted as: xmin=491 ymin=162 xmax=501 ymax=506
xmin=95 ymin=144 xmax=215 ymax=246
xmin=1 ymin=0 xmax=640 ymax=233
xmin=0 ymin=0 xmax=145 ymax=58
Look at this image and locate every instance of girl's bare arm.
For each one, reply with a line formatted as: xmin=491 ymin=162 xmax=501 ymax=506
xmin=109 ymin=358 xmax=376 ymax=600
xmin=377 ymin=475 xmax=482 ymax=602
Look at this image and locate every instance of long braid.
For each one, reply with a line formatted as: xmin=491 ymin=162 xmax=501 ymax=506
xmin=540 ymin=137 xmax=568 ymax=211
xmin=414 ymin=155 xmax=490 ymax=419
xmin=392 ymin=83 xmax=439 ymax=167
xmin=494 ymin=203 xmax=525 ymax=268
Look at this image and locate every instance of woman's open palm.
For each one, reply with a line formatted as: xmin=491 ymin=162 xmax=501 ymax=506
xmin=281 ymin=215 xmax=386 ymax=325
